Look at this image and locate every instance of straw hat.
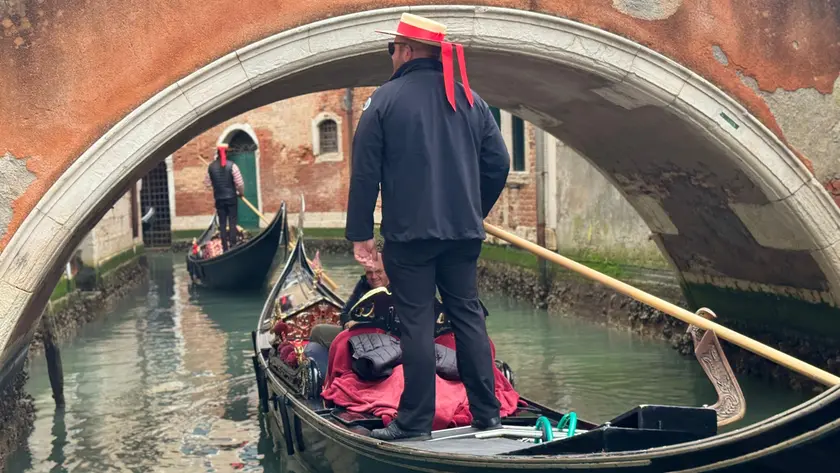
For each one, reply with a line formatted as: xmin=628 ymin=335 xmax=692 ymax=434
xmin=375 ymin=13 xmax=474 ymax=111
xmin=375 ymin=13 xmax=448 ymax=47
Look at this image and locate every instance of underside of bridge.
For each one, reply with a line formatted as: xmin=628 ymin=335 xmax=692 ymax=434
xmin=2 ymin=5 xmax=840 ymax=377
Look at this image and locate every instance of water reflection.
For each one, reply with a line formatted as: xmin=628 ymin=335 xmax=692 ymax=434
xmin=6 ymin=252 xmax=815 ymax=472
xmin=483 ymin=294 xmax=814 ymax=430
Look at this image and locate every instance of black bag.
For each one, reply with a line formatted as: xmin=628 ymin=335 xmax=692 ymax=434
xmin=348 ymin=333 xmax=402 ymax=380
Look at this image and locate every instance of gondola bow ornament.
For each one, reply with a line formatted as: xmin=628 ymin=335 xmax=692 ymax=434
xmin=688 ymin=308 xmax=746 ymax=426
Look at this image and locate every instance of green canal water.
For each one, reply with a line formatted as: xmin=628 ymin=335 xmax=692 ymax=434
xmin=5 ymin=252 xmax=815 ymax=472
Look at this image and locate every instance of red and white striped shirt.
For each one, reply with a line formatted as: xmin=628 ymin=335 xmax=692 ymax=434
xmin=204 ymin=162 xmax=245 ymax=195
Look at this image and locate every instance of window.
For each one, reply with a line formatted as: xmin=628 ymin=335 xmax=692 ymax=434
xmin=490 ymin=106 xmax=501 ymax=129
xmin=512 ymin=115 xmax=525 ymax=172
xmin=311 ymin=113 xmax=343 ymax=162
xmin=318 ymin=119 xmax=338 ymax=154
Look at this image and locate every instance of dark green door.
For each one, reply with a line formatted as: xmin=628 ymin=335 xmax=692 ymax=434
xmin=227 ymin=132 xmax=260 ymax=231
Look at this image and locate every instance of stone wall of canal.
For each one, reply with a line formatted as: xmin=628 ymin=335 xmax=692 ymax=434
xmin=28 ymin=256 xmax=149 ymax=356
xmin=475 ymin=259 xmax=840 ymax=395
xmin=0 ymin=255 xmax=149 ymax=468
xmin=0 ymin=369 xmax=33 ymax=471
xmin=307 ymin=239 xmax=840 ymax=395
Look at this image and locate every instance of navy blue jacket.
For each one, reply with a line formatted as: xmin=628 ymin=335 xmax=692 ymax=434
xmin=345 ymin=58 xmax=510 ymax=242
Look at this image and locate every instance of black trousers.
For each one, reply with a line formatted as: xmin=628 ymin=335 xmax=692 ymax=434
xmin=216 ymin=199 xmax=238 ymax=251
xmin=382 ymin=239 xmax=500 ymax=433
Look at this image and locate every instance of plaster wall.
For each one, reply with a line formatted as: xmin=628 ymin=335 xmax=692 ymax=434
xmin=553 ymin=140 xmax=664 ymax=266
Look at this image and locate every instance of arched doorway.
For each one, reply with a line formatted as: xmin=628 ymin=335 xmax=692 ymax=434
xmin=220 ymin=130 xmax=260 ymax=231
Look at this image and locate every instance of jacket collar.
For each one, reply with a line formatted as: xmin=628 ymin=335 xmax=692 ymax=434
xmin=388 ymin=58 xmax=443 ymax=81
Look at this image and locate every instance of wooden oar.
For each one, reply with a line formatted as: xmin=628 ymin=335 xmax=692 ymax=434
xmin=196 ymin=154 xmax=339 ymax=290
xmin=483 ymin=222 xmax=840 ymax=387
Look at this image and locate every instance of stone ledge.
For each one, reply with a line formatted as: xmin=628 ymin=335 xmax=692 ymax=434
xmin=177 ymin=51 xmax=252 ymax=117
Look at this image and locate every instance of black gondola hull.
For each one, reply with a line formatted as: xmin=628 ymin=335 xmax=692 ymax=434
xmin=186 ymin=202 xmax=287 ymax=290
xmin=260 ymin=368 xmax=840 ymax=473
xmin=255 ymin=222 xmax=840 ymax=473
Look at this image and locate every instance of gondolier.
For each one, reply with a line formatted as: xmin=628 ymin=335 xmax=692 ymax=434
xmin=345 ymin=13 xmax=510 ymax=440
xmin=204 ymin=143 xmax=245 ymax=251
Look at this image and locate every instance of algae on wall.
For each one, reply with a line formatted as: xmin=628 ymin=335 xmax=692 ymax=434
xmin=553 ymin=141 xmax=667 ymax=269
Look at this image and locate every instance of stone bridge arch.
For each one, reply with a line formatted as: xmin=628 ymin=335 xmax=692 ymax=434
xmin=1 ymin=4 xmax=840 ymax=379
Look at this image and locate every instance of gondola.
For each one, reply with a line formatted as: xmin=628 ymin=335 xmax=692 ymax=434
xmin=186 ymin=201 xmax=288 ymax=290
xmin=251 ymin=203 xmax=840 ymax=472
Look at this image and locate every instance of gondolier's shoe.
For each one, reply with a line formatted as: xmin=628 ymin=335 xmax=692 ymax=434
xmin=370 ymin=422 xmax=432 ymax=441
xmin=471 ymin=416 xmax=502 ymax=430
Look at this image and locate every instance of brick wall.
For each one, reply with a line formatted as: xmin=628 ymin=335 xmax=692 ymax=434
xmin=172 ymin=87 xmax=381 ymax=228
xmin=170 ymin=87 xmax=538 ymax=239
xmin=484 ymin=120 xmax=540 ymax=245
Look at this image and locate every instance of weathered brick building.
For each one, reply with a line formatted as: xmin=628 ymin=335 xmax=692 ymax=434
xmin=162 ymin=88 xmax=662 ymax=262
xmin=170 ymin=89 xmax=368 ymax=230
xmin=167 ymin=88 xmax=554 ymax=247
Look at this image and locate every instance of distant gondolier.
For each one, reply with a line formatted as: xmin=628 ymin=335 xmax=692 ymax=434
xmin=205 ymin=144 xmax=245 ymax=251
xmin=345 ymin=13 xmax=510 ymax=440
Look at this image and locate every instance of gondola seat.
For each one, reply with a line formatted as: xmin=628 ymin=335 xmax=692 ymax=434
xmin=300 ymin=352 xmax=327 ymax=400
xmin=274 ymin=333 xmax=519 ymax=405
xmin=301 ymin=341 xmax=329 ymax=399
xmin=268 ymin=339 xmax=328 ymax=400
xmin=298 ymin=326 xmax=395 ymax=396
xmin=303 ymin=339 xmax=330 ymax=370
xmin=496 ymin=359 xmax=515 ymax=388
xmin=321 ymin=328 xmax=522 ymax=430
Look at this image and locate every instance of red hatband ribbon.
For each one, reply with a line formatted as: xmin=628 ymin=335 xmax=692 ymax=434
xmin=395 ymin=22 xmax=474 ymax=111
xmin=218 ymin=146 xmax=228 ymax=167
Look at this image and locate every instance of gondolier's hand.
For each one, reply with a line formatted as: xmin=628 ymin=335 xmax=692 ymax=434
xmin=353 ymin=239 xmax=377 ymax=270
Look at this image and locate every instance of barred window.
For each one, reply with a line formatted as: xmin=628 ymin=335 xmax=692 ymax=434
xmin=318 ymin=120 xmax=338 ymax=154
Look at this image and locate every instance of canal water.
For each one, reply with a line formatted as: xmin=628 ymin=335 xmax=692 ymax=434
xmin=5 ymin=252 xmax=815 ymax=472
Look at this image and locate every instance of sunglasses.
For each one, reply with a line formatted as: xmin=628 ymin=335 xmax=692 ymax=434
xmin=388 ymin=41 xmax=412 ymax=56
